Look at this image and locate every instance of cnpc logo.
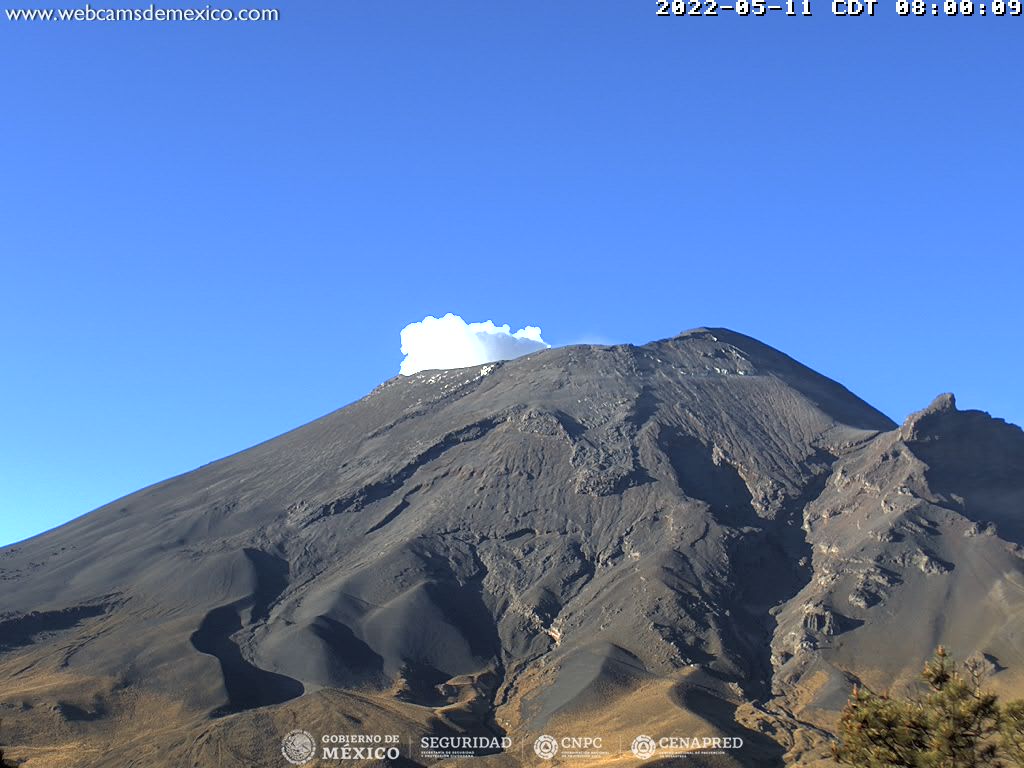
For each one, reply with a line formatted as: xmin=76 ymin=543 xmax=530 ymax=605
xmin=533 ymin=734 xmax=605 ymax=760
xmin=533 ymin=735 xmax=559 ymax=759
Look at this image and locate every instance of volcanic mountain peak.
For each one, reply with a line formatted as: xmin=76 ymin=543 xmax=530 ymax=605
xmin=1 ymin=329 xmax=1021 ymax=768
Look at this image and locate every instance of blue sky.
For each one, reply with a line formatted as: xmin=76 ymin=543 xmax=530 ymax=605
xmin=1 ymin=2 xmax=1020 ymax=546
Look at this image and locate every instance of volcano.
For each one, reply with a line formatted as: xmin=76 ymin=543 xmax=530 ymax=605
xmin=2 ymin=328 xmax=1023 ymax=767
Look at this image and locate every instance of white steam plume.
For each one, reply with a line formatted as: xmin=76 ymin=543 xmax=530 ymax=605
xmin=400 ymin=313 xmax=549 ymax=375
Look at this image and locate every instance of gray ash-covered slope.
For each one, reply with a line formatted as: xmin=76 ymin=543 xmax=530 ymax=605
xmin=770 ymin=392 xmax=1024 ymax=727
xmin=1 ymin=328 xmax=1021 ymax=767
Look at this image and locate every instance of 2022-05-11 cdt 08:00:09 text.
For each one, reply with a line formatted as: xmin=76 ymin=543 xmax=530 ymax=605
xmin=656 ymin=0 xmax=1022 ymax=16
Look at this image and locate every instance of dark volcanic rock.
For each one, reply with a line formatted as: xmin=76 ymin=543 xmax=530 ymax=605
xmin=772 ymin=389 xmax=1024 ymax=736
xmin=0 ymin=328 xmax=1020 ymax=768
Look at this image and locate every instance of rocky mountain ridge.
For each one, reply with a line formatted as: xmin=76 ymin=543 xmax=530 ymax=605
xmin=0 ymin=328 xmax=1020 ymax=768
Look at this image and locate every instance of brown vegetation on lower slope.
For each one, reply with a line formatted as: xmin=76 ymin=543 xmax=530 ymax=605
xmin=1 ymin=331 xmax=1021 ymax=767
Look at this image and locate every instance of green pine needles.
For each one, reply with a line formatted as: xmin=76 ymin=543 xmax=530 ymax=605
xmin=834 ymin=647 xmax=1024 ymax=767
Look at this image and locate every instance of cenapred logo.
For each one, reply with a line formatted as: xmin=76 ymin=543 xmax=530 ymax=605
xmin=631 ymin=733 xmax=743 ymax=759
xmin=281 ymin=729 xmax=317 ymax=765
xmin=631 ymin=734 xmax=657 ymax=760
xmin=533 ymin=734 xmax=559 ymax=759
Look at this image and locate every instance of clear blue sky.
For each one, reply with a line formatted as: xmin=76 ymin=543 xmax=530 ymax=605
xmin=1 ymin=2 xmax=1020 ymax=547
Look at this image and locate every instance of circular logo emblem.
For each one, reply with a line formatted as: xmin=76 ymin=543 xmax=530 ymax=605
xmin=631 ymin=734 xmax=657 ymax=760
xmin=534 ymin=734 xmax=559 ymax=759
xmin=281 ymin=729 xmax=317 ymax=765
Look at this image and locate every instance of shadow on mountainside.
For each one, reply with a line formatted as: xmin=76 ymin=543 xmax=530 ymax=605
xmin=190 ymin=605 xmax=304 ymax=716
xmin=659 ymin=685 xmax=786 ymax=767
